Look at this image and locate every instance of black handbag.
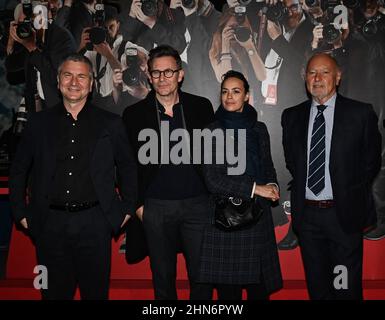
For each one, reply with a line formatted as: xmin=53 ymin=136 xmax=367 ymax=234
xmin=214 ymin=195 xmax=264 ymax=231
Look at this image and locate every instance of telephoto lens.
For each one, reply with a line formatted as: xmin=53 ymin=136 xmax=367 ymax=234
xmin=16 ymin=21 xmax=33 ymax=39
xmin=141 ymin=0 xmax=158 ymax=17
xmin=88 ymin=27 xmax=107 ymax=45
xmin=322 ymin=23 xmax=341 ymax=43
xmin=266 ymin=2 xmax=287 ymax=23
xmin=123 ymin=48 xmax=141 ymax=86
xmin=234 ymin=26 xmax=251 ymax=42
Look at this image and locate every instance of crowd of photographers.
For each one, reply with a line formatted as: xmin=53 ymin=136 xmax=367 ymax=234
xmin=2 ymin=0 xmax=384 ymax=114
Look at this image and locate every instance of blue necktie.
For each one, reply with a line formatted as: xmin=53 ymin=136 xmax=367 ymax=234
xmin=308 ymin=105 xmax=326 ymax=196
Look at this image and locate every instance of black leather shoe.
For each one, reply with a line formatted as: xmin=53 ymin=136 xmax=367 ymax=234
xmin=364 ymin=224 xmax=385 ymax=241
xmin=278 ymin=228 xmax=299 ymax=250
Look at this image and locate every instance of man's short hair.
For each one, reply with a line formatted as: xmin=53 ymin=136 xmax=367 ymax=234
xmin=147 ymin=45 xmax=182 ymax=71
xmin=58 ymin=53 xmax=94 ymax=80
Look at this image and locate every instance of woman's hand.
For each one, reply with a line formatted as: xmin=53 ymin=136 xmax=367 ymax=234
xmin=221 ymin=25 xmax=234 ymax=53
xmin=254 ymin=184 xmax=280 ymax=202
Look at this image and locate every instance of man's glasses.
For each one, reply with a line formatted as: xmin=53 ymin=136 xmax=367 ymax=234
xmin=149 ymin=69 xmax=180 ymax=79
xmin=287 ymin=4 xmax=300 ymax=12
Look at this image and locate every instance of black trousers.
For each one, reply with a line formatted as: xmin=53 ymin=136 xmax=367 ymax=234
xmin=143 ymin=195 xmax=213 ymax=300
xmin=216 ymin=279 xmax=269 ymax=300
xmin=36 ymin=206 xmax=112 ymax=300
xmin=298 ymin=205 xmax=363 ymax=300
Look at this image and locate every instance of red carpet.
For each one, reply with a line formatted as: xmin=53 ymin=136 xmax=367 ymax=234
xmin=1 ymin=279 xmax=385 ymax=300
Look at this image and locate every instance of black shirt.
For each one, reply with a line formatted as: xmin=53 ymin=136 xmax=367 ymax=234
xmin=145 ymin=101 xmax=207 ymax=200
xmin=49 ymin=103 xmax=98 ymax=204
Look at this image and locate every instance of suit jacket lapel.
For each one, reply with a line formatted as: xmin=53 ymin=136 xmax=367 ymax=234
xmin=300 ymin=100 xmax=311 ymax=163
xmin=144 ymin=91 xmax=161 ymax=134
xmin=329 ymin=94 xmax=344 ymax=175
xmin=45 ymin=106 xmax=63 ymax=175
xmin=86 ymin=107 xmax=105 ymax=159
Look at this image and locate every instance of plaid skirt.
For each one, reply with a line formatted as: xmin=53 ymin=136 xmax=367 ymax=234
xmin=198 ymin=207 xmax=283 ymax=294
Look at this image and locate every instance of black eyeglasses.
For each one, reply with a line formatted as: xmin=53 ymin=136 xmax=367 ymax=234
xmin=149 ymin=69 xmax=180 ymax=79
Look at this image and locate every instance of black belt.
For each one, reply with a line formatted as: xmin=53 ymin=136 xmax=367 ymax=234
xmin=305 ymin=199 xmax=335 ymax=209
xmin=49 ymin=201 xmax=99 ymax=212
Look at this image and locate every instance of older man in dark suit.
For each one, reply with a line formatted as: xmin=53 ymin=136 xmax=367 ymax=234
xmin=281 ymin=53 xmax=381 ymax=299
xmin=9 ymin=53 xmax=137 ymax=300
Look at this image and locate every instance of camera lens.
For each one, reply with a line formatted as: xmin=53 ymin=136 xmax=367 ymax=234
xmin=16 ymin=21 xmax=33 ymax=39
xmin=123 ymin=49 xmax=141 ymax=86
xmin=305 ymin=0 xmax=318 ymax=7
xmin=322 ymin=24 xmax=341 ymax=43
xmin=181 ymin=0 xmax=195 ymax=9
xmin=266 ymin=3 xmax=287 ymax=23
xmin=89 ymin=27 xmax=107 ymax=45
xmin=234 ymin=26 xmax=251 ymax=42
xmin=141 ymin=0 xmax=158 ymax=17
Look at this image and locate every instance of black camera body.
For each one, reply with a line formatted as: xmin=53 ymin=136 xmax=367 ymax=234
xmin=360 ymin=13 xmax=385 ymax=37
xmin=235 ymin=1 xmax=287 ymax=23
xmin=87 ymin=3 xmax=107 ymax=50
xmin=342 ymin=0 xmax=360 ymax=9
xmin=16 ymin=0 xmax=33 ymax=39
xmin=234 ymin=5 xmax=247 ymax=24
xmin=232 ymin=6 xmax=251 ymax=42
xmin=234 ymin=26 xmax=252 ymax=42
xmin=141 ymin=0 xmax=158 ymax=17
xmin=265 ymin=2 xmax=288 ymax=23
xmin=123 ymin=48 xmax=142 ymax=86
xmin=322 ymin=23 xmax=341 ymax=43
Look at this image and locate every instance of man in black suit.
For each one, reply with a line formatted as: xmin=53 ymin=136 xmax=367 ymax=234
xmin=281 ymin=53 xmax=381 ymax=299
xmin=9 ymin=54 xmax=137 ymax=300
xmin=123 ymin=45 xmax=214 ymax=300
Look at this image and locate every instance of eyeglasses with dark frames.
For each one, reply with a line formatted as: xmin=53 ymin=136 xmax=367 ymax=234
xmin=149 ymin=69 xmax=180 ymax=79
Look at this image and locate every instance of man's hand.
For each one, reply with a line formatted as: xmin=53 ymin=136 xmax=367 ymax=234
xmin=267 ymin=20 xmax=282 ymax=40
xmin=311 ymin=24 xmax=323 ymax=49
xmin=20 ymin=218 xmax=28 ymax=229
xmin=112 ymin=68 xmax=123 ymax=88
xmin=135 ymin=4 xmax=157 ymax=29
xmin=136 ymin=205 xmax=144 ymax=222
xmin=9 ymin=21 xmax=38 ymax=52
xmin=254 ymin=184 xmax=280 ymax=202
xmin=129 ymin=0 xmax=141 ymax=18
xmin=78 ymin=27 xmax=91 ymax=52
xmin=120 ymin=214 xmax=131 ymax=228
xmin=93 ymin=41 xmax=113 ymax=58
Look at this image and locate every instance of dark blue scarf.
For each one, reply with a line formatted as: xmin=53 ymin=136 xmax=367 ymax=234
xmin=215 ymin=104 xmax=264 ymax=182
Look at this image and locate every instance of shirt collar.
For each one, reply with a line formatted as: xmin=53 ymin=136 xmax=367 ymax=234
xmin=60 ymin=101 xmax=92 ymax=120
xmin=311 ymin=93 xmax=337 ymax=110
xmin=156 ymin=99 xmax=181 ymax=114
